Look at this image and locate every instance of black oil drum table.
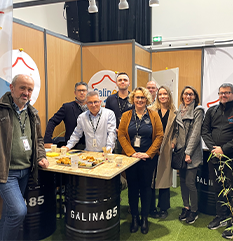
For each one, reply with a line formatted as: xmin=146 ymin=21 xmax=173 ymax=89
xmin=44 ymin=151 xmax=140 ymax=241
xmin=18 ymin=170 xmax=57 ymax=240
xmin=196 ymin=150 xmax=216 ymax=216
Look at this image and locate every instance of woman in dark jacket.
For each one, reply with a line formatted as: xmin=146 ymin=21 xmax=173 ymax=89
xmin=172 ymin=86 xmax=204 ymax=224
xmin=118 ymin=87 xmax=163 ymax=234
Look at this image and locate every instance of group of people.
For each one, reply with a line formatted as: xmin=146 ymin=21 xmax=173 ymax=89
xmin=0 ymin=72 xmax=233 ymax=240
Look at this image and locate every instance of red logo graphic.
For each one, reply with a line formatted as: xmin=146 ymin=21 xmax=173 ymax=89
xmin=207 ymin=99 xmax=219 ymax=108
xmin=3 ymin=57 xmax=34 ymax=75
xmin=0 ymin=11 xmax=5 ymax=14
xmin=91 ymin=75 xmax=116 ymax=89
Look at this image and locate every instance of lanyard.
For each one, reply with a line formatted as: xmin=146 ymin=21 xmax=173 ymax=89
xmin=133 ymin=108 xmax=147 ymax=136
xmin=14 ymin=110 xmax=28 ymax=136
xmin=117 ymin=93 xmax=129 ymax=114
xmin=89 ymin=111 xmax=102 ymax=134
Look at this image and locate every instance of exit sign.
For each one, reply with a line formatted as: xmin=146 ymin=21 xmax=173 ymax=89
xmin=153 ymin=36 xmax=162 ymax=42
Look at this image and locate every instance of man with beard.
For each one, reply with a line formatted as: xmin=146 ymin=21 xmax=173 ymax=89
xmin=0 ymin=74 xmax=49 ymax=241
xmin=105 ymin=72 xmax=132 ymax=154
xmin=202 ymin=83 xmax=233 ymax=239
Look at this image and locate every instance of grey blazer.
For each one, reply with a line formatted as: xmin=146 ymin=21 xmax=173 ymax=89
xmin=175 ymin=102 xmax=205 ymax=169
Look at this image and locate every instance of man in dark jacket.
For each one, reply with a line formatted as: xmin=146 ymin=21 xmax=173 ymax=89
xmin=105 ymin=72 xmax=132 ymax=154
xmin=202 ymin=83 xmax=233 ymax=238
xmin=44 ymin=82 xmax=88 ymax=149
xmin=0 ymin=74 xmax=49 ymax=241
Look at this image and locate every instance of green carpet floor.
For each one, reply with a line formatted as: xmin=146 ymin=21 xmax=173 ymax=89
xmin=43 ymin=179 xmax=227 ymax=241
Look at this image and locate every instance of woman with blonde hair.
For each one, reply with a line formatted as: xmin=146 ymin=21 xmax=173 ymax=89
xmin=149 ymin=86 xmax=177 ymax=219
xmin=118 ymin=87 xmax=163 ymax=234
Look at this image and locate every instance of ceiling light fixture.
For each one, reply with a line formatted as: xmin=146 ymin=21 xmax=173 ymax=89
xmin=149 ymin=0 xmax=159 ymax=7
xmin=119 ymin=0 xmax=129 ymax=10
xmin=88 ymin=0 xmax=98 ymax=13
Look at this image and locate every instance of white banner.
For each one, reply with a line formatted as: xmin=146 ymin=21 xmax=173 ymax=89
xmin=88 ymin=70 xmax=118 ymax=106
xmin=0 ymin=0 xmax=12 ymax=98
xmin=202 ymin=46 xmax=233 ymax=112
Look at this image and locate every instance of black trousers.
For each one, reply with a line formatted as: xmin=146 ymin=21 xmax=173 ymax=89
xmin=150 ymin=187 xmax=170 ymax=212
xmin=208 ymin=160 xmax=233 ymax=217
xmin=150 ymin=160 xmax=170 ymax=211
xmin=126 ymin=156 xmax=158 ymax=217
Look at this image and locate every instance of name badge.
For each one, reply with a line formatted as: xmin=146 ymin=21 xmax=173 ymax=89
xmin=20 ymin=136 xmax=31 ymax=151
xmin=134 ymin=135 xmax=141 ymax=148
xmin=93 ymin=139 xmax=97 ymax=147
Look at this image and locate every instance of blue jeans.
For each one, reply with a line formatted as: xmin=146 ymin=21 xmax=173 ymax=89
xmin=0 ymin=168 xmax=30 ymax=241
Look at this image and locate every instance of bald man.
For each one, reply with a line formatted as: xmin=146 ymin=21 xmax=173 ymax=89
xmin=0 ymin=74 xmax=49 ymax=241
xmin=146 ymin=81 xmax=158 ymax=105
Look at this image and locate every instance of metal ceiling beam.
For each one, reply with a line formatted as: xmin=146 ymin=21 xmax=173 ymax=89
xmin=13 ymin=0 xmax=79 ymax=9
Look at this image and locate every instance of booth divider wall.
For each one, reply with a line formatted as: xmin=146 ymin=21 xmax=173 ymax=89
xmin=152 ymin=49 xmax=203 ymax=105
xmin=46 ymin=32 xmax=81 ymax=139
xmin=13 ymin=21 xmax=46 ymax=134
xmin=135 ymin=43 xmax=152 ymax=87
xmin=82 ymin=41 xmax=133 ymax=91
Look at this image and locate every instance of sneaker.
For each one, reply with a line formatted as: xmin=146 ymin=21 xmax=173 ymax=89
xmin=208 ymin=216 xmax=228 ymax=230
xmin=186 ymin=211 xmax=198 ymax=224
xmin=179 ymin=208 xmax=190 ymax=221
xmin=222 ymin=222 xmax=233 ymax=239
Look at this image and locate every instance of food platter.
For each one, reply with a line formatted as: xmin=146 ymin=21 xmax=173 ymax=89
xmin=56 ymin=156 xmax=104 ymax=169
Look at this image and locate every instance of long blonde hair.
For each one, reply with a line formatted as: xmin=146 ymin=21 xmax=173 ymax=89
xmin=153 ymin=86 xmax=175 ymax=110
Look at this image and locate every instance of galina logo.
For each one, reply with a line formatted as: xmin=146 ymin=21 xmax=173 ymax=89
xmin=88 ymin=70 xmax=118 ymax=106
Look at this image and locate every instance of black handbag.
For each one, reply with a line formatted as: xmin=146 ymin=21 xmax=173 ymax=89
xmin=171 ymin=146 xmax=187 ymax=170
xmin=171 ymin=119 xmax=193 ymax=170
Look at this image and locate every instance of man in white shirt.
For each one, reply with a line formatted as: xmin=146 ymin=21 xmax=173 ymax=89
xmin=65 ymin=91 xmax=116 ymax=152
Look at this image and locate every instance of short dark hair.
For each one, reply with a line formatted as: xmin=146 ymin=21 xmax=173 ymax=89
xmin=75 ymin=82 xmax=88 ymax=91
xmin=180 ymin=86 xmax=200 ymax=106
xmin=116 ymin=72 xmax=129 ymax=79
xmin=219 ymin=83 xmax=233 ymax=93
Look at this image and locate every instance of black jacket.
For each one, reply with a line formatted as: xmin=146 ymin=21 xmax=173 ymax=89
xmin=44 ymin=101 xmax=85 ymax=147
xmin=202 ymin=100 xmax=233 ymax=158
xmin=105 ymin=92 xmax=132 ymax=128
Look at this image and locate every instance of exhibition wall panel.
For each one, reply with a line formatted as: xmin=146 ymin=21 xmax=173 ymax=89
xmin=82 ymin=43 xmax=133 ymax=91
xmin=137 ymin=70 xmax=150 ymax=88
xmin=46 ymin=34 xmax=81 ymax=139
xmin=152 ymin=49 xmax=202 ymax=105
xmin=13 ymin=22 xmax=46 ymax=134
xmin=135 ymin=45 xmax=151 ymax=69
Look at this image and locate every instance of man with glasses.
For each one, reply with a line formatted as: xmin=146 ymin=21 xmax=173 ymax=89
xmin=65 ymin=91 xmax=116 ymax=152
xmin=146 ymin=80 xmax=158 ymax=106
xmin=105 ymin=72 xmax=132 ymax=153
xmin=44 ymin=82 xmax=88 ymax=150
xmin=202 ymin=83 xmax=233 ymax=239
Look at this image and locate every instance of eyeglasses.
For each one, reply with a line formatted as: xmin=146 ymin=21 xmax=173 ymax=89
xmin=135 ymin=96 xmax=146 ymax=100
xmin=76 ymin=89 xmax=87 ymax=92
xmin=218 ymin=91 xmax=232 ymax=96
xmin=87 ymin=101 xmax=100 ymax=105
xmin=183 ymin=92 xmax=194 ymax=97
